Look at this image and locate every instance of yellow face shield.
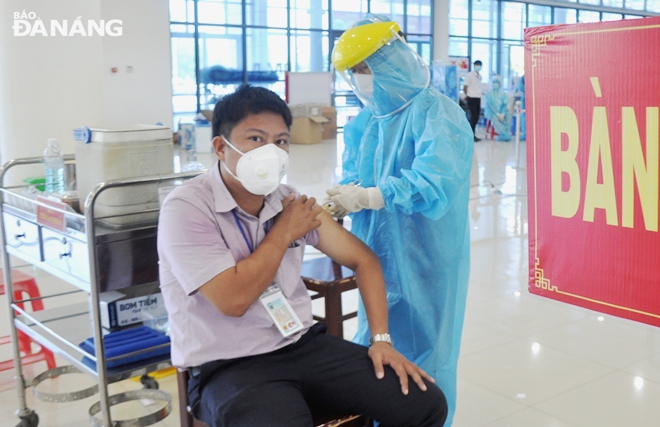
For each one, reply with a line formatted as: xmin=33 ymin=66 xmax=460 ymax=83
xmin=331 ymin=21 xmax=402 ymax=72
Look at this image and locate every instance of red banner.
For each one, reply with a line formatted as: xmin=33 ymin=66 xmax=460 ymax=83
xmin=525 ymin=17 xmax=660 ymax=327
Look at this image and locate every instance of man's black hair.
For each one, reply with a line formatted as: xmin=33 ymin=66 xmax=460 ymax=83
xmin=212 ymin=85 xmax=293 ymax=138
xmin=474 ymin=60 xmax=482 ymax=66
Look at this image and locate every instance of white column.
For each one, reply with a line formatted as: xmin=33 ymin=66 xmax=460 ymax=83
xmin=433 ymin=0 xmax=450 ymax=61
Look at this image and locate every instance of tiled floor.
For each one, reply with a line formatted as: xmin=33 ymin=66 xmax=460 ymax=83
xmin=2 ymin=135 xmax=660 ymax=426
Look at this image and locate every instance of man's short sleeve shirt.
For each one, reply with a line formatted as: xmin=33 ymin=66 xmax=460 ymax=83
xmin=157 ymin=162 xmax=319 ymax=367
xmin=464 ymin=71 xmax=483 ymax=98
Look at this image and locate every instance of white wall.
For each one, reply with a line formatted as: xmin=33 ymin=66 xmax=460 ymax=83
xmin=0 ymin=0 xmax=172 ymax=185
xmin=0 ymin=0 xmax=104 ymax=181
xmin=99 ymin=0 xmax=173 ymax=127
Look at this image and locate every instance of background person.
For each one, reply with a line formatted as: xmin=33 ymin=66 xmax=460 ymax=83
xmin=518 ymin=74 xmax=527 ymax=140
xmin=484 ymin=75 xmax=512 ymax=141
xmin=463 ymin=60 xmax=483 ymax=142
xmin=158 ymin=85 xmax=447 ymax=427
xmin=326 ymin=16 xmax=473 ymax=426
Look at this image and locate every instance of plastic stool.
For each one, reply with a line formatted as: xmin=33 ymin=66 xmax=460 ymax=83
xmin=485 ymin=120 xmax=498 ymax=140
xmin=0 ymin=269 xmax=57 ymax=372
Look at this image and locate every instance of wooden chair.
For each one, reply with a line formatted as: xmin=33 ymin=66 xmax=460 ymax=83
xmin=301 ymin=256 xmax=358 ymax=339
xmin=176 ymin=369 xmax=367 ymax=427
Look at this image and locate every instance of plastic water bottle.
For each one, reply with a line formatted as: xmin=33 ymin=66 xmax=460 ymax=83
xmin=44 ymin=138 xmax=65 ymax=194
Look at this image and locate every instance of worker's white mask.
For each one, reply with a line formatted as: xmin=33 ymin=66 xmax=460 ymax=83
xmin=221 ymin=136 xmax=289 ymax=196
xmin=353 ymin=74 xmax=374 ymax=98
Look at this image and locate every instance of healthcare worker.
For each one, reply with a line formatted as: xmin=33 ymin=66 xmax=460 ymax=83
xmin=484 ymin=76 xmax=512 ymax=141
xmin=518 ymin=74 xmax=527 ymax=140
xmin=326 ymin=16 xmax=473 ymax=426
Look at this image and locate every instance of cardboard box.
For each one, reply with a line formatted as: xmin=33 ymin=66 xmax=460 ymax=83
xmin=289 ymin=104 xmax=330 ymax=144
xmin=320 ymin=106 xmax=337 ymax=140
xmin=99 ymin=291 xmax=167 ymax=330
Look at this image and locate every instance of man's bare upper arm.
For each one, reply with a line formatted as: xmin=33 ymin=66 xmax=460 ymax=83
xmin=314 ymin=211 xmax=375 ymax=271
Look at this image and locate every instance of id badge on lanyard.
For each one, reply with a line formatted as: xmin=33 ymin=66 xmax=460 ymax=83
xmin=232 ymin=210 xmax=303 ymax=337
xmin=259 ymin=284 xmax=304 ymax=337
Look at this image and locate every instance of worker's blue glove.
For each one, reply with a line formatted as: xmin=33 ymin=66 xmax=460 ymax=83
xmin=322 ymin=183 xmax=384 ymax=218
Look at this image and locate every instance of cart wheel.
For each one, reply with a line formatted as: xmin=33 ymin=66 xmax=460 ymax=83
xmin=139 ymin=375 xmax=159 ymax=390
xmin=15 ymin=411 xmax=38 ymax=427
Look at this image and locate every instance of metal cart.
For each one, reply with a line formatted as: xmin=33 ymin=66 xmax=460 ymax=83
xmin=0 ymin=155 xmax=201 ymax=427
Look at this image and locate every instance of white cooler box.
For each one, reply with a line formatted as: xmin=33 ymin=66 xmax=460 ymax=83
xmin=74 ymin=125 xmax=174 ymax=227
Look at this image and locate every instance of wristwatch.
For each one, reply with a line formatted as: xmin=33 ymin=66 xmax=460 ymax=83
xmin=369 ymin=333 xmax=393 ymax=346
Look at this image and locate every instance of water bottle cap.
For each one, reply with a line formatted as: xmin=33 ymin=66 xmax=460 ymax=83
xmin=47 ymin=138 xmax=59 ymax=145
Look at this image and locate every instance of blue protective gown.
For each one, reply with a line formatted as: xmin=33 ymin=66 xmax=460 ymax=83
xmin=518 ymin=75 xmax=527 ymax=140
xmin=484 ymin=77 xmax=512 ymax=141
xmin=341 ymin=39 xmax=473 ymax=426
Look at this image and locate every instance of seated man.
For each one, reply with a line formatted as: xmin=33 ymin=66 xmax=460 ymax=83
xmin=157 ymin=85 xmax=447 ymax=427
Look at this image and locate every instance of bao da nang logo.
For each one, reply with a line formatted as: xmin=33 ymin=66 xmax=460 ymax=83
xmin=13 ymin=11 xmax=123 ymax=37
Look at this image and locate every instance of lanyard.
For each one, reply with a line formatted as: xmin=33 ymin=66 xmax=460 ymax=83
xmin=231 ymin=210 xmax=269 ymax=254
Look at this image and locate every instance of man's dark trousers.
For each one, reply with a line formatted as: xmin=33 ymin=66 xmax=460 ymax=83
xmin=467 ymin=96 xmax=481 ymax=136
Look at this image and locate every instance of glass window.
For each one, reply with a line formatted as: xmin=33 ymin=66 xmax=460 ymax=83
xmin=263 ymin=0 xmax=291 ymax=28
xmin=290 ymin=0 xmax=329 ymax=30
xmin=470 ymin=39 xmax=496 ymax=83
xmin=198 ymin=26 xmax=244 ymax=110
xmin=290 ymin=30 xmax=330 ymax=72
xmin=170 ymin=24 xmax=193 ymax=34
xmin=406 ymin=35 xmax=433 ymax=65
xmin=198 ymin=0 xmax=242 ymax=25
xmin=406 ymin=0 xmax=433 ymax=34
xmin=330 ymin=0 xmax=369 ymax=30
xmin=625 ymin=14 xmax=643 ymax=18
xmin=528 ymin=5 xmax=552 ymax=28
xmin=554 ymin=7 xmax=577 ymax=24
xmin=170 ymin=0 xmax=195 ymax=23
xmin=578 ymin=0 xmax=601 ymax=6
xmin=602 ymin=12 xmax=623 ymax=21
xmin=578 ymin=10 xmax=600 ymax=22
xmin=171 ymin=36 xmax=196 ymax=98
xmin=371 ymin=0 xmax=405 ymax=26
xmin=602 ymin=0 xmax=623 ymax=6
xmin=245 ymin=0 xmax=267 ymax=26
xmin=246 ymin=28 xmax=288 ymax=96
xmin=173 ymin=95 xmax=198 ymax=118
xmin=170 ymin=0 xmax=434 ymax=123
xmin=448 ymin=0 xmax=469 ymax=36
xmin=471 ymin=0 xmax=498 ymax=39
xmin=648 ymin=0 xmax=660 ymax=12
xmin=625 ymin=0 xmax=645 ymax=10
xmin=501 ymin=43 xmax=524 ymax=90
xmin=449 ymin=36 xmax=468 ymax=57
xmin=501 ymin=2 xmax=525 ymax=41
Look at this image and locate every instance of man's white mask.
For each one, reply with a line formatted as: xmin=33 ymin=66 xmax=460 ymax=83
xmin=221 ymin=136 xmax=289 ymax=196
